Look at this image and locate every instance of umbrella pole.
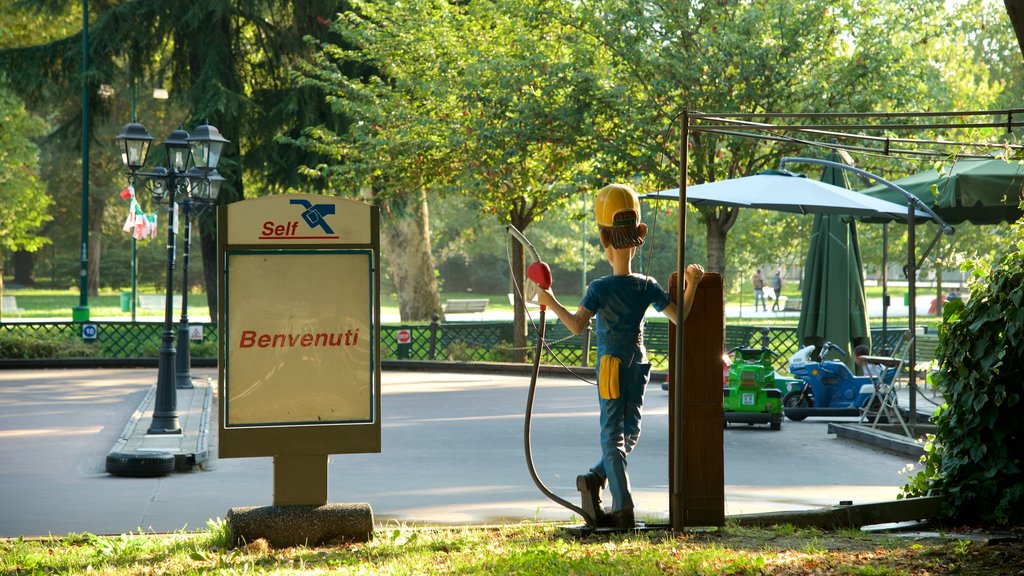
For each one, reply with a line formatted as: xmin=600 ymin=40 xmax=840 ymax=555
xmin=907 ymin=207 xmax=918 ymax=427
xmin=881 ymin=224 xmax=888 ymax=353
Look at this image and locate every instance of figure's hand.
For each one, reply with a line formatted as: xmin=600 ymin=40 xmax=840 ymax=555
xmin=537 ymin=287 xmax=556 ymax=309
xmin=685 ymin=263 xmax=705 ymax=285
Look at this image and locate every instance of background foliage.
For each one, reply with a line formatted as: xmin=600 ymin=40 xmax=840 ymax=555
xmin=902 ymin=218 xmax=1024 ymax=524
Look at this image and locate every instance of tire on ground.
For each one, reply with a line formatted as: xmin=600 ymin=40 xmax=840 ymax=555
xmin=782 ymin=390 xmax=812 ymax=421
xmin=106 ymin=451 xmax=175 ymax=477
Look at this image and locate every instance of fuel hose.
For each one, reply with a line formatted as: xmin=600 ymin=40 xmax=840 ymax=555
xmin=522 ymin=306 xmax=595 ymax=527
xmin=507 ymin=224 xmax=595 ymax=527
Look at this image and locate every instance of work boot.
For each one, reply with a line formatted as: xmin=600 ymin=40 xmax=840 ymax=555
xmin=596 ymin=507 xmax=615 ymax=528
xmin=608 ymin=507 xmax=635 ymax=530
xmin=576 ymin=471 xmax=606 ymax=527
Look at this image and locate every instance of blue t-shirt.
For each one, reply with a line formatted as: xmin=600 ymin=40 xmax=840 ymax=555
xmin=580 ymin=274 xmax=671 ymax=360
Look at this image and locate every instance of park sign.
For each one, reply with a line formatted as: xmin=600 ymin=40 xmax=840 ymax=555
xmin=217 ymin=194 xmax=381 ymax=475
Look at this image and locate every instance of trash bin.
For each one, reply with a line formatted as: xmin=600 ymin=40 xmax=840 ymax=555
xmin=903 ymin=293 xmax=909 ymax=306
xmin=120 ymin=291 xmax=132 ymax=312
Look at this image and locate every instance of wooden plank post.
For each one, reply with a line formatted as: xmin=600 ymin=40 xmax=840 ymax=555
xmin=668 ymin=272 xmax=725 ymax=528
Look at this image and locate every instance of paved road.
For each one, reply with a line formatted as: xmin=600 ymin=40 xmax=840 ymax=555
xmin=0 ymin=368 xmax=923 ymax=537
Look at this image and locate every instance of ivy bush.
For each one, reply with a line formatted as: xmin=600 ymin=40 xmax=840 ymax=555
xmin=902 ymin=222 xmax=1024 ymax=524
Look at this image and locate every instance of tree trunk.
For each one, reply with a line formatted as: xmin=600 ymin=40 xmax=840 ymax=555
xmin=197 ymin=118 xmax=244 ymax=322
xmin=1006 ymin=0 xmax=1024 ymax=58
xmin=379 ymin=189 xmax=442 ymax=322
xmin=200 ymin=210 xmax=218 ymax=319
xmin=198 ymin=159 xmax=242 ymax=320
xmin=702 ymin=205 xmax=738 ymax=277
xmin=508 ymin=208 xmax=535 ymax=364
xmin=509 ymin=234 xmax=527 ymax=363
xmin=12 ymin=251 xmax=35 ymax=286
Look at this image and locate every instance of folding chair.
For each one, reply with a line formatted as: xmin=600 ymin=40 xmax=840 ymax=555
xmin=858 ymin=334 xmax=913 ymax=437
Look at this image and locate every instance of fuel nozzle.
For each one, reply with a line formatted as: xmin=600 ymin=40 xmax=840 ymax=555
xmin=527 ymin=261 xmax=552 ymax=310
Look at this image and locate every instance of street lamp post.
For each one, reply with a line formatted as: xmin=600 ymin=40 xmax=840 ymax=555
xmin=114 ymin=120 xmax=228 ymax=434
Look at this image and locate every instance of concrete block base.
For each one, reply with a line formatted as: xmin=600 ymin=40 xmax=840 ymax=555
xmin=226 ymin=503 xmax=373 ymax=548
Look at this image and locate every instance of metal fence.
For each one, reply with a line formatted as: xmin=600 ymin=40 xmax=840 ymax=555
xmin=1 ymin=319 xmax=911 ymax=372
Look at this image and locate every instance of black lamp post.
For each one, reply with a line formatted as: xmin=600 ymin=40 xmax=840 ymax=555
xmin=114 ymin=120 xmax=228 ymax=434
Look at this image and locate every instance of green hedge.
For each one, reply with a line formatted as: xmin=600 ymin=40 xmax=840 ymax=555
xmin=903 ymin=224 xmax=1024 ymax=525
xmin=0 ymin=333 xmax=97 ymax=359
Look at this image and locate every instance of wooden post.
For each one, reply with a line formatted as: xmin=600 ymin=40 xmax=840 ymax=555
xmin=668 ymin=272 xmax=725 ymax=528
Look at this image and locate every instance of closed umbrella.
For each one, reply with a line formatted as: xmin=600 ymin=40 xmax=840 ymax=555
xmin=797 ymin=156 xmax=871 ymax=366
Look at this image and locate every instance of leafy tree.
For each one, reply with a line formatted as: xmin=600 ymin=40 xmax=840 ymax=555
xmin=0 ymin=76 xmax=51 ymax=290
xmin=0 ymin=3 xmax=81 ymax=291
xmin=296 ymin=0 xmax=612 ymax=356
xmin=0 ymin=0 xmax=355 ymax=314
xmin=424 ymin=0 xmax=611 ymax=347
xmin=572 ymin=0 xmax=1012 ymax=296
xmin=293 ymin=5 xmax=445 ymax=322
xmin=299 ymin=0 xmax=1018 ymax=333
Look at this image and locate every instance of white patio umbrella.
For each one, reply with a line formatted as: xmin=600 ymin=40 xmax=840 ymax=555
xmin=644 ymin=164 xmax=944 ymax=427
xmin=643 ymin=169 xmax=932 ymax=221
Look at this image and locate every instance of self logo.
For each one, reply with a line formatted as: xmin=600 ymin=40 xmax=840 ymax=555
xmin=259 ymin=198 xmax=339 ymax=239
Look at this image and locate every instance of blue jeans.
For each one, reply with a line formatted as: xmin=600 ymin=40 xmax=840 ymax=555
xmin=591 ymin=358 xmax=651 ymax=512
xmin=754 ymin=289 xmax=766 ymax=311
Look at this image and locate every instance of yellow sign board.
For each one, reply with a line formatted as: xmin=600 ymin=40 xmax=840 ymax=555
xmin=218 ymin=194 xmax=380 ymax=458
xmin=225 ymin=250 xmax=373 ymax=426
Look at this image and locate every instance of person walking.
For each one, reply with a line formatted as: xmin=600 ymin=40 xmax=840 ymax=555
xmin=771 ymin=270 xmax=783 ymax=311
xmin=752 ymin=269 xmax=767 ymax=312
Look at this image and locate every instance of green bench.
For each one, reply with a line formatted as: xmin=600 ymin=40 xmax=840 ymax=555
xmin=915 ymin=333 xmax=940 ymax=369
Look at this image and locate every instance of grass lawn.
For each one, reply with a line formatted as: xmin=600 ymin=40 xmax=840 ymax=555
xmin=1 ymin=520 xmax=1013 ymax=575
xmin=2 ymin=285 xmax=945 ymax=326
xmin=0 ymin=288 xmax=426 ymax=320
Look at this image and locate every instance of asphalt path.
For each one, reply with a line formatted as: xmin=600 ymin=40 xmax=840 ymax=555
xmin=0 ymin=368 xmax=923 ymax=537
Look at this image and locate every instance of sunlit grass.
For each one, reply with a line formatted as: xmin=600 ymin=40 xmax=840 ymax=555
xmin=0 ymin=521 xmax=990 ymax=575
xmin=0 ymin=284 xmax=951 ymax=328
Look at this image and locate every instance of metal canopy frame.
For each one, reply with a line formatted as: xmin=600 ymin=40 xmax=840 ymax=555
xmin=672 ymin=108 xmax=1024 ymax=530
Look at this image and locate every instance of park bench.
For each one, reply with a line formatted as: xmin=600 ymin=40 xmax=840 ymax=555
xmin=138 ymin=294 xmax=174 ymax=311
xmin=443 ymin=298 xmax=489 ymax=315
xmin=914 ymin=332 xmax=940 ymax=370
xmin=2 ymin=295 xmax=25 ymax=315
xmin=781 ymin=296 xmax=802 ymax=311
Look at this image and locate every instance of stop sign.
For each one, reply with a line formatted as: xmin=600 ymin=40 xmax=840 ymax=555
xmin=396 ymin=329 xmax=411 ymax=344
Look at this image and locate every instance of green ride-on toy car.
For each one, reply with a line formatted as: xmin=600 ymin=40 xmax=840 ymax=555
xmin=723 ymin=347 xmax=790 ymax=431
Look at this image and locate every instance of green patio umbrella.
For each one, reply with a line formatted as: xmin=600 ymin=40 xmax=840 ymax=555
xmin=861 ymin=157 xmax=1024 ymax=225
xmin=797 ymin=156 xmax=872 ymax=367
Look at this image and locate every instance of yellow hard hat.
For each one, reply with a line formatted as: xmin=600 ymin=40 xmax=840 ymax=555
xmin=595 ymin=183 xmax=641 ymax=228
xmin=595 ymin=183 xmax=645 ymax=249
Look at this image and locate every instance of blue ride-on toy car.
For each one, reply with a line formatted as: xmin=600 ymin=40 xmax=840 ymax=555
xmin=783 ymin=341 xmax=897 ymax=421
